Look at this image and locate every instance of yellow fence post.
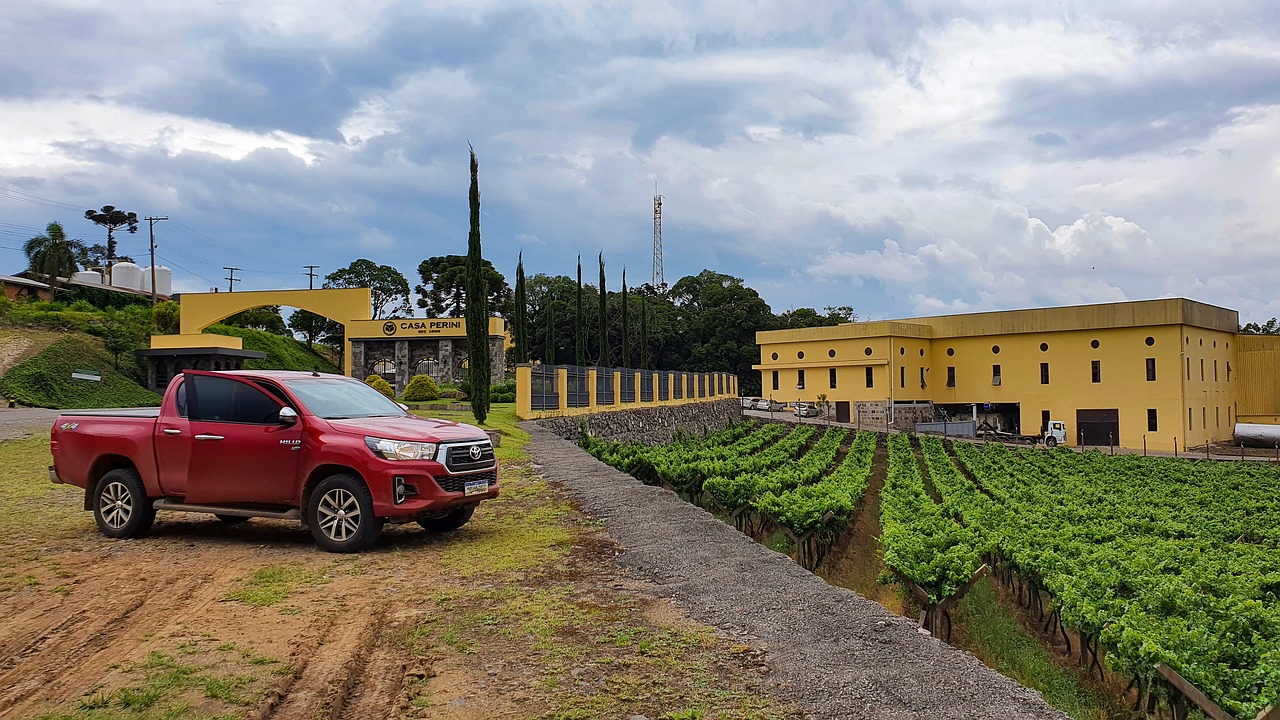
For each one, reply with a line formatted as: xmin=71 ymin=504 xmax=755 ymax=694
xmin=557 ymin=367 xmax=568 ymax=416
xmin=588 ymin=367 xmax=598 ymax=412
xmin=516 ymin=364 xmax=532 ymax=420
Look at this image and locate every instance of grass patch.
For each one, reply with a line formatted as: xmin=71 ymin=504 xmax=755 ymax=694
xmin=952 ymin=579 xmax=1115 ymax=720
xmin=204 ymin=325 xmax=339 ymax=374
xmin=0 ymin=334 xmax=160 ymax=409
xmin=222 ymin=565 xmax=323 ymax=607
xmin=0 ymin=436 xmax=89 ymax=542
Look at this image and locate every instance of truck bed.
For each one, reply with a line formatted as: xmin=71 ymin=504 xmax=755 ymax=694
xmin=59 ymin=407 xmax=162 ymax=418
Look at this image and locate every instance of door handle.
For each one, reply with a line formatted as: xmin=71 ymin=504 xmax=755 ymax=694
xmin=194 ymin=434 xmax=224 ymax=441
xmin=162 ymin=428 xmax=182 ymax=436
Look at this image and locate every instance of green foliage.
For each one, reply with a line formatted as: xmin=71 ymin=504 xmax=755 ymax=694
xmin=1241 ymin=318 xmax=1280 ymax=334
xmin=204 ymin=325 xmax=340 ymax=373
xmin=152 ymin=300 xmax=180 ymax=334
xmin=286 ymin=309 xmax=339 ymax=349
xmin=24 ymin=221 xmax=85 ymax=286
xmin=464 ymin=145 xmax=491 ymax=425
xmin=221 ymin=305 xmax=288 ymax=335
xmin=512 ymin=252 xmax=528 ymax=362
xmin=415 ymin=254 xmax=511 ymax=318
xmin=403 ymin=374 xmax=441 ymax=402
xmin=325 ymin=258 xmax=412 ymax=319
xmin=0 ymin=335 xmax=161 ymax=408
xmin=597 ymin=253 xmax=610 ymax=366
xmin=365 ymin=374 xmax=395 ymax=399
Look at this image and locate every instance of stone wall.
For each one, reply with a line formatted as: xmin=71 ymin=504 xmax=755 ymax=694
xmin=852 ymin=400 xmax=935 ymax=430
xmin=536 ymin=399 xmax=744 ymax=445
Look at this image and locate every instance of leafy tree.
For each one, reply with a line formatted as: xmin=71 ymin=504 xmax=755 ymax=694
xmin=620 ymin=269 xmax=630 ymax=367
xmin=82 ymin=205 xmax=138 ymax=271
xmin=24 ymin=221 xmax=86 ymax=290
xmin=100 ymin=308 xmax=149 ymax=369
xmin=152 ymin=300 xmax=181 ymax=334
xmin=639 ymin=291 xmax=649 ymax=369
xmin=223 ymin=305 xmax=289 ymax=335
xmin=324 ymin=259 xmax=412 ymax=319
xmin=288 ymin=309 xmax=341 ymax=348
xmin=575 ymin=256 xmax=585 ymax=366
xmin=597 ymin=253 xmax=611 ymax=367
xmin=76 ymin=243 xmax=133 ymax=268
xmin=669 ymin=270 xmax=775 ymax=396
xmin=544 ymin=295 xmax=556 ymax=364
xmin=1240 ymin=318 xmax=1280 ymax=335
xmin=415 ymin=254 xmax=511 ymax=317
xmin=513 ymin=253 xmax=528 ymax=362
xmin=775 ymin=305 xmax=858 ymax=329
xmin=464 ymin=145 xmax=491 ymax=424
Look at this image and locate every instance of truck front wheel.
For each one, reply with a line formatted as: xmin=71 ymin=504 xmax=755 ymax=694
xmin=1045 ymin=436 xmax=1058 ymax=448
xmin=307 ymin=474 xmax=381 ymax=553
xmin=93 ymin=468 xmax=156 ymax=540
xmin=417 ymin=505 xmax=475 ymax=532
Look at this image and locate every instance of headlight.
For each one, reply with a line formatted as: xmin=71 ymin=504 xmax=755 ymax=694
xmin=365 ymin=436 xmax=437 ymax=460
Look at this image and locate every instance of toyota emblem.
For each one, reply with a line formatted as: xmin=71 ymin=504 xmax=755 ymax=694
xmin=469 ymin=445 xmax=483 ymax=460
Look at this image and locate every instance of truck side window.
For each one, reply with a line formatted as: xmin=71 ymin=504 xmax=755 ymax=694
xmin=175 ymin=381 xmax=188 ymax=417
xmin=189 ymin=375 xmax=282 ymax=424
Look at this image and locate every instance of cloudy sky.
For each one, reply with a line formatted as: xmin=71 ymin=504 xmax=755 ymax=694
xmin=2 ymin=0 xmax=1279 ymax=322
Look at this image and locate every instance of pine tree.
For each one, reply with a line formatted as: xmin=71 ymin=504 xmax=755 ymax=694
xmin=575 ymin=255 xmax=585 ymax=366
xmin=513 ymin=252 xmax=527 ymax=362
xmin=464 ymin=145 xmax=490 ymax=424
xmin=620 ymin=269 xmax=630 ymax=368
xmin=597 ymin=253 xmax=611 ymax=366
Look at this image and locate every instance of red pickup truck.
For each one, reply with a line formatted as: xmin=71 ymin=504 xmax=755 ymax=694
xmin=49 ymin=370 xmax=499 ymax=552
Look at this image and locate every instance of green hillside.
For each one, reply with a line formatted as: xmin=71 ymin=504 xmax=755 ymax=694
xmin=205 ymin=325 xmax=341 ymax=373
xmin=0 ymin=335 xmax=162 ymax=408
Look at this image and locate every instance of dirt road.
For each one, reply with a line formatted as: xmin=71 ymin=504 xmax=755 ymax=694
xmin=0 ymin=407 xmax=59 ymax=442
xmin=0 ymin=417 xmax=794 ymax=720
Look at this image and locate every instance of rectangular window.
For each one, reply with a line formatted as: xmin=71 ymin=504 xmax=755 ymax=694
xmin=1042 ymin=409 xmax=1051 ymax=433
xmin=1229 ymin=406 xmax=1232 ymax=426
xmin=1227 ymin=361 xmax=1231 ymax=382
xmin=1202 ymin=407 xmax=1207 ymax=429
xmin=797 ymin=369 xmax=805 ymax=390
xmin=1146 ymin=358 xmax=1156 ymax=382
xmin=1200 ymin=358 xmax=1204 ymax=381
xmin=1186 ymin=357 xmax=1191 ymax=380
xmin=900 ymin=366 xmax=905 ymax=388
xmin=1091 ymin=360 xmax=1101 ymax=383
xmin=1040 ymin=362 xmax=1049 ymax=385
xmin=865 ymin=366 xmax=874 ymax=388
xmin=1214 ymin=360 xmax=1218 ymax=382
xmin=1216 ymin=406 xmax=1220 ymax=428
xmin=1188 ymin=407 xmax=1193 ymax=431
xmin=1148 ymin=409 xmax=1158 ymax=432
xmin=919 ymin=367 xmax=926 ymax=388
xmin=772 ymin=371 xmax=778 ymax=391
xmin=946 ymin=366 xmax=955 ymax=387
xmin=829 ymin=368 xmax=837 ymax=389
xmin=992 ymin=364 xmax=1001 ymax=386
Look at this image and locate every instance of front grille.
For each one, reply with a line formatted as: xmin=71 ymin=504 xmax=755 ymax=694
xmin=434 ymin=470 xmax=497 ymax=494
xmin=444 ymin=442 xmax=496 ymax=472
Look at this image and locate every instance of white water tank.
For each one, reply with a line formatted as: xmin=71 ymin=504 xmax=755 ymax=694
xmin=109 ymin=262 xmax=143 ymax=291
xmin=72 ymin=270 xmax=103 ymax=285
xmin=141 ymin=265 xmax=172 ymax=297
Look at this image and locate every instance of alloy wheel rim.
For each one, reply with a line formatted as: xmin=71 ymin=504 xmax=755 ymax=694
xmin=100 ymin=481 xmax=133 ymax=529
xmin=317 ymin=488 xmax=360 ymax=542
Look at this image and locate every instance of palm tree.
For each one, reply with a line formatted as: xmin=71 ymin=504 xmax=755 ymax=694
xmin=24 ymin=221 xmax=85 ymax=293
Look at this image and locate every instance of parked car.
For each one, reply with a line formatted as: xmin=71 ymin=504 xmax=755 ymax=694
xmin=739 ymin=397 xmax=759 ymax=409
xmin=752 ymin=398 xmax=774 ymax=411
xmin=793 ymin=402 xmax=821 ymax=418
xmin=49 ymin=370 xmax=499 ymax=553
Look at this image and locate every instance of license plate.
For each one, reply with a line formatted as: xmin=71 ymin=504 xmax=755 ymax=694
xmin=463 ymin=480 xmax=489 ymax=496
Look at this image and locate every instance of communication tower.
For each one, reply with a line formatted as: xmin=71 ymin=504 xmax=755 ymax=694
xmin=652 ymin=192 xmax=665 ymax=292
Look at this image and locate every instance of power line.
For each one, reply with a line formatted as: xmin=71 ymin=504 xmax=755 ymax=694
xmin=0 ymin=185 xmax=85 ymax=211
xmin=223 ymin=266 xmax=242 ymax=292
xmin=145 ymin=216 xmax=168 ymax=305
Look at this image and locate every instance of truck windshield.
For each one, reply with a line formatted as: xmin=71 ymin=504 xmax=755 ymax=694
xmin=281 ymin=378 xmax=406 ymax=419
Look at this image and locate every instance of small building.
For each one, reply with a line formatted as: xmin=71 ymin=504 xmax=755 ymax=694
xmin=0 ymin=274 xmax=53 ymax=301
xmin=346 ymin=317 xmax=508 ymax=394
xmin=755 ymin=297 xmax=1280 ymax=452
xmin=136 ymin=336 xmax=266 ymax=393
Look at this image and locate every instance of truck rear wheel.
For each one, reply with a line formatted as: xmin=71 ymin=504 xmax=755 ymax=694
xmin=93 ymin=468 xmax=156 ymax=540
xmin=417 ymin=506 xmax=475 ymax=532
xmin=307 ymin=474 xmax=381 ymax=553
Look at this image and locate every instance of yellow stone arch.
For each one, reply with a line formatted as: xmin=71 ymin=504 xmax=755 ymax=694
xmin=153 ymin=288 xmax=373 ymax=375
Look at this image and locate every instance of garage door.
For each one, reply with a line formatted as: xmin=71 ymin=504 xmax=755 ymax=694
xmin=1076 ymin=408 xmax=1119 ymax=447
xmin=835 ymin=402 xmax=851 ymax=423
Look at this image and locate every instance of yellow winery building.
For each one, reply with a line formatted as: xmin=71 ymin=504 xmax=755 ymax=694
xmin=754 ymin=298 xmax=1280 ymax=452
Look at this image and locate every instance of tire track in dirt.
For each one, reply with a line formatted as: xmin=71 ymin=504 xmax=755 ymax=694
xmin=269 ymin=603 xmax=386 ymax=720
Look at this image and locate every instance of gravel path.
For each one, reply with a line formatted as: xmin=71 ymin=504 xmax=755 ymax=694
xmin=0 ymin=407 xmax=59 ymax=442
xmin=526 ymin=425 xmax=1068 ymax=720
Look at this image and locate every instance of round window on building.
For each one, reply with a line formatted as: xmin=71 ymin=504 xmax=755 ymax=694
xmin=798 ymin=351 xmax=805 ymax=359
xmin=828 ymin=349 xmax=836 ymax=358
xmin=1199 ymin=338 xmax=1203 ymax=347
xmin=1040 ymin=342 xmax=1049 ymax=352
xmin=1091 ymin=339 xmax=1100 ymax=349
xmin=864 ymin=347 xmax=873 ymax=356
xmin=771 ymin=352 xmax=778 ymax=361
xmin=919 ymin=349 xmax=925 ymax=357
xmin=1213 ymin=340 xmax=1217 ymax=348
xmin=1145 ymin=336 xmax=1155 ymax=346
xmin=992 ymin=345 xmax=1000 ymax=354
xmin=900 ymin=347 xmax=906 ymax=356
xmin=947 ymin=348 xmax=954 ymax=356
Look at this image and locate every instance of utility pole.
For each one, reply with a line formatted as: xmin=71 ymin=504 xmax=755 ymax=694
xmin=223 ymin=267 xmax=241 ymax=292
xmin=144 ymin=216 xmax=168 ymax=305
xmin=304 ymin=265 xmax=320 ymax=290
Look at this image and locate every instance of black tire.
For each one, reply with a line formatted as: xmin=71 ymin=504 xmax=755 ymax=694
xmin=306 ymin=474 xmax=381 ymax=553
xmin=92 ymin=468 xmax=156 ymax=540
xmin=417 ymin=505 xmax=475 ymax=532
xmin=214 ymin=514 xmax=250 ymax=524
xmin=1045 ymin=436 xmax=1058 ymax=448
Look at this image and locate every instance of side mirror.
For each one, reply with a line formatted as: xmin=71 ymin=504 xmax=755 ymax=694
xmin=398 ymin=403 xmax=409 ymax=411
xmin=278 ymin=406 xmax=298 ymax=425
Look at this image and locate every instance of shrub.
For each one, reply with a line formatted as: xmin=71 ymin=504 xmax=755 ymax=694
xmin=402 ymin=374 xmax=441 ymax=402
xmin=365 ymin=374 xmax=395 ymax=399
xmin=492 ymin=392 xmax=515 ymax=403
xmin=68 ymin=300 xmax=96 ymax=313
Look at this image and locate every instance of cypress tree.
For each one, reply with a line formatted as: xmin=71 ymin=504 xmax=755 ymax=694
xmin=544 ymin=299 xmax=555 ymax=364
xmin=513 ymin=252 xmax=527 ymax=362
xmin=620 ymin=268 xmax=630 ymax=368
xmin=597 ymin=252 xmax=611 ymax=366
xmin=575 ymin=255 xmax=584 ymax=366
xmin=640 ymin=293 xmax=649 ymax=369
xmin=464 ymin=145 xmax=490 ymax=424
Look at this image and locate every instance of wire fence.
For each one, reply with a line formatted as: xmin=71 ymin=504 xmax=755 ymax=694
xmin=524 ymin=366 xmax=736 ymax=413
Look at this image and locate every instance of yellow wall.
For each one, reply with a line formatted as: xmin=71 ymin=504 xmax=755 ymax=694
xmin=755 ymin=299 xmax=1248 ymax=451
xmin=346 ymin=316 xmax=507 ymax=340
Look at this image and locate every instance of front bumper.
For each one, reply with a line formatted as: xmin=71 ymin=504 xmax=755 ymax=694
xmin=367 ymin=463 xmax=500 ymax=518
xmin=49 ymin=465 xmax=63 ymax=484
